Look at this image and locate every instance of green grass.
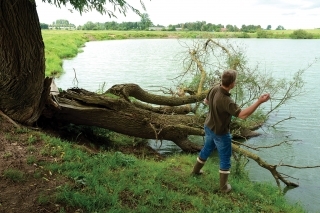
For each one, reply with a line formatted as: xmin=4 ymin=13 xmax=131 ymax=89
xmin=35 ymin=133 xmax=305 ymax=213
xmin=3 ymin=169 xmax=25 ymax=182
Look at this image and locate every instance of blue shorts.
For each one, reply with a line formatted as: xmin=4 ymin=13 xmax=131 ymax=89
xmin=199 ymin=125 xmax=232 ymax=170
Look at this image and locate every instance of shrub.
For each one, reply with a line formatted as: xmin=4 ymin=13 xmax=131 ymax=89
xmin=290 ymin=29 xmax=313 ymax=39
xmin=257 ymin=30 xmax=274 ymax=38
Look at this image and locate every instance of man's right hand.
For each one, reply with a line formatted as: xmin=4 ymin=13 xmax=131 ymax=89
xmin=258 ymin=94 xmax=270 ymax=103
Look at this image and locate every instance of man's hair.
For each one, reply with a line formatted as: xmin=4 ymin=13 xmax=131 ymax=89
xmin=221 ymin=69 xmax=237 ymax=87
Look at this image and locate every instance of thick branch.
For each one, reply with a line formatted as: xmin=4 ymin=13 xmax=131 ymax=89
xmin=232 ymin=144 xmax=299 ymax=188
xmin=189 ymin=50 xmax=207 ymax=95
xmin=132 ymin=100 xmax=194 ymax=115
xmin=106 ymin=83 xmax=206 ymax=106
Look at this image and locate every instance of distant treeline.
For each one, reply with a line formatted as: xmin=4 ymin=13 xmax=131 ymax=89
xmin=41 ymin=19 xmax=76 ymax=30
xmin=40 ymin=18 xmax=319 ymax=39
xmin=74 ymin=21 xmax=283 ymax=33
xmin=40 ymin=16 xmax=287 ymax=33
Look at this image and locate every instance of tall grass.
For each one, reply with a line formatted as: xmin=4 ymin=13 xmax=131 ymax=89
xmin=43 ymin=31 xmax=88 ymax=76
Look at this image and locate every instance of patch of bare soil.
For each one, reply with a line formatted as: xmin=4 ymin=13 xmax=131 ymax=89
xmin=0 ymin=118 xmax=67 ymax=213
xmin=0 ymin=116 xmax=163 ymax=213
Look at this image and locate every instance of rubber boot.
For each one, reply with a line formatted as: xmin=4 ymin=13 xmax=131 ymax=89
xmin=219 ymin=170 xmax=232 ymax=193
xmin=191 ymin=157 xmax=205 ymax=175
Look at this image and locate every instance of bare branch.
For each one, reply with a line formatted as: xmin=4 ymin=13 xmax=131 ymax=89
xmin=232 ymin=144 xmax=299 ymax=188
xmin=270 ymin=116 xmax=296 ymax=128
xmin=279 ymin=164 xmax=320 ymax=169
xmin=254 ymin=139 xmax=301 ymax=149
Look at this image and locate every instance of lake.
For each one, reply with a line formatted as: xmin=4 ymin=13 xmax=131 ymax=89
xmin=56 ymin=38 xmax=320 ymax=212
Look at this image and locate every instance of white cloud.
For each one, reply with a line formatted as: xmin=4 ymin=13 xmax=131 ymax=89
xmin=36 ymin=0 xmax=320 ymax=29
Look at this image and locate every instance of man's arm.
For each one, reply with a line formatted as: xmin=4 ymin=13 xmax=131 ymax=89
xmin=238 ymin=94 xmax=270 ymax=120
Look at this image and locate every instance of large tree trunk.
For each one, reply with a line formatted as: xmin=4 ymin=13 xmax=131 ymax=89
xmin=0 ymin=0 xmax=47 ymax=125
xmin=48 ymin=87 xmax=204 ymax=152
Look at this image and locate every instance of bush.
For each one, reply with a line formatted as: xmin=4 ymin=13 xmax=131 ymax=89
xmin=290 ymin=29 xmax=313 ymax=39
xmin=237 ymin=32 xmax=250 ymax=38
xmin=257 ymin=30 xmax=274 ymax=38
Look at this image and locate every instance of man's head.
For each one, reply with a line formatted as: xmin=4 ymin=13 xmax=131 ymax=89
xmin=221 ymin=69 xmax=237 ymax=88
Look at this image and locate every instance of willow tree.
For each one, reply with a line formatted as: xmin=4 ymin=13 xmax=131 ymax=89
xmin=0 ymin=0 xmax=145 ymax=125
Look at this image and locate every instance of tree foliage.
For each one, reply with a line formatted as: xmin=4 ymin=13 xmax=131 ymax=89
xmin=40 ymin=23 xmax=49 ymax=29
xmin=139 ymin=13 xmax=153 ymax=30
xmin=42 ymin=0 xmax=146 ymax=17
xmin=50 ymin=19 xmax=76 ymax=29
xmin=240 ymin=24 xmax=262 ymax=33
xmin=276 ymin=25 xmax=285 ymax=30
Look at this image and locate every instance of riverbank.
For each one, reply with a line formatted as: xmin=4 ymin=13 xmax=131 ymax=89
xmin=0 ymin=116 xmax=306 ymax=212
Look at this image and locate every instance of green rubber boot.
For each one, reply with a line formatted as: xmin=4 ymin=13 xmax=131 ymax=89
xmin=191 ymin=157 xmax=205 ymax=175
xmin=219 ymin=170 xmax=232 ymax=193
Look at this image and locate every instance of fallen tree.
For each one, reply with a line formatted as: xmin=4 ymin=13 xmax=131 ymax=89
xmin=47 ymin=85 xmax=205 ymax=152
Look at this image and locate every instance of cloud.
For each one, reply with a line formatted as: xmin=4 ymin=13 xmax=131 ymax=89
xmin=254 ymin=0 xmax=320 ymax=10
xmin=282 ymin=12 xmax=296 ymax=16
xmin=301 ymin=2 xmax=320 ymax=10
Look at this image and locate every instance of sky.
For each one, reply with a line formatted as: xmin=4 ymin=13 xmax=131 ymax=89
xmin=36 ymin=0 xmax=320 ymax=30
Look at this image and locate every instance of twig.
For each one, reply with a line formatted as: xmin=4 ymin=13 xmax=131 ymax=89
xmin=232 ymin=139 xmax=299 ymax=150
xmin=271 ymin=116 xmax=295 ymax=128
xmin=72 ymin=68 xmax=79 ymax=88
xmin=255 ymin=139 xmax=300 ymax=149
xmin=279 ymin=164 xmax=320 ymax=169
xmin=149 ymin=123 xmax=163 ymax=149
xmin=278 ymin=172 xmax=299 ymax=180
xmin=232 ymin=140 xmax=259 ymax=150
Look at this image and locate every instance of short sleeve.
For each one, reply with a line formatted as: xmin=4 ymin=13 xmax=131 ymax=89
xmin=227 ymin=102 xmax=241 ymax=117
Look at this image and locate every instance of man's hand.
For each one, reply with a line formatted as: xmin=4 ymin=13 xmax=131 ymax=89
xmin=239 ymin=93 xmax=270 ymax=119
xmin=258 ymin=94 xmax=270 ymax=104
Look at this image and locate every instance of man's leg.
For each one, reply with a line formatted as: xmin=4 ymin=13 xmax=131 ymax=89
xmin=192 ymin=126 xmax=216 ymax=175
xmin=214 ymin=133 xmax=232 ymax=193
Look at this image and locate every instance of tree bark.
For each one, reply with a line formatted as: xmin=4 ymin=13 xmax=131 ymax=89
xmin=48 ymin=88 xmax=204 ymax=152
xmin=0 ymin=0 xmax=47 ymax=125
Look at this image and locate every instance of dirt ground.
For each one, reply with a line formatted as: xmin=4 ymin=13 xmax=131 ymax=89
xmin=0 ymin=115 xmax=162 ymax=213
xmin=0 ymin=117 xmax=61 ymax=212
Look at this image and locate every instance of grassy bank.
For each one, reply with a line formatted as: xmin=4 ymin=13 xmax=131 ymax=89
xmin=42 ymin=29 xmax=320 ymax=76
xmin=0 ymin=118 xmax=305 ymax=212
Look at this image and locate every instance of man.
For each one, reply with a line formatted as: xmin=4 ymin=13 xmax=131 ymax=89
xmin=192 ymin=69 xmax=270 ymax=193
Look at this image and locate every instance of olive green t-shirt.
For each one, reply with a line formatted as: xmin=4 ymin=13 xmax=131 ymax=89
xmin=204 ymin=85 xmax=241 ymax=135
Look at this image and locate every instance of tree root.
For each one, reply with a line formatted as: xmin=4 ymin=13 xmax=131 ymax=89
xmin=0 ymin=110 xmax=20 ymax=128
